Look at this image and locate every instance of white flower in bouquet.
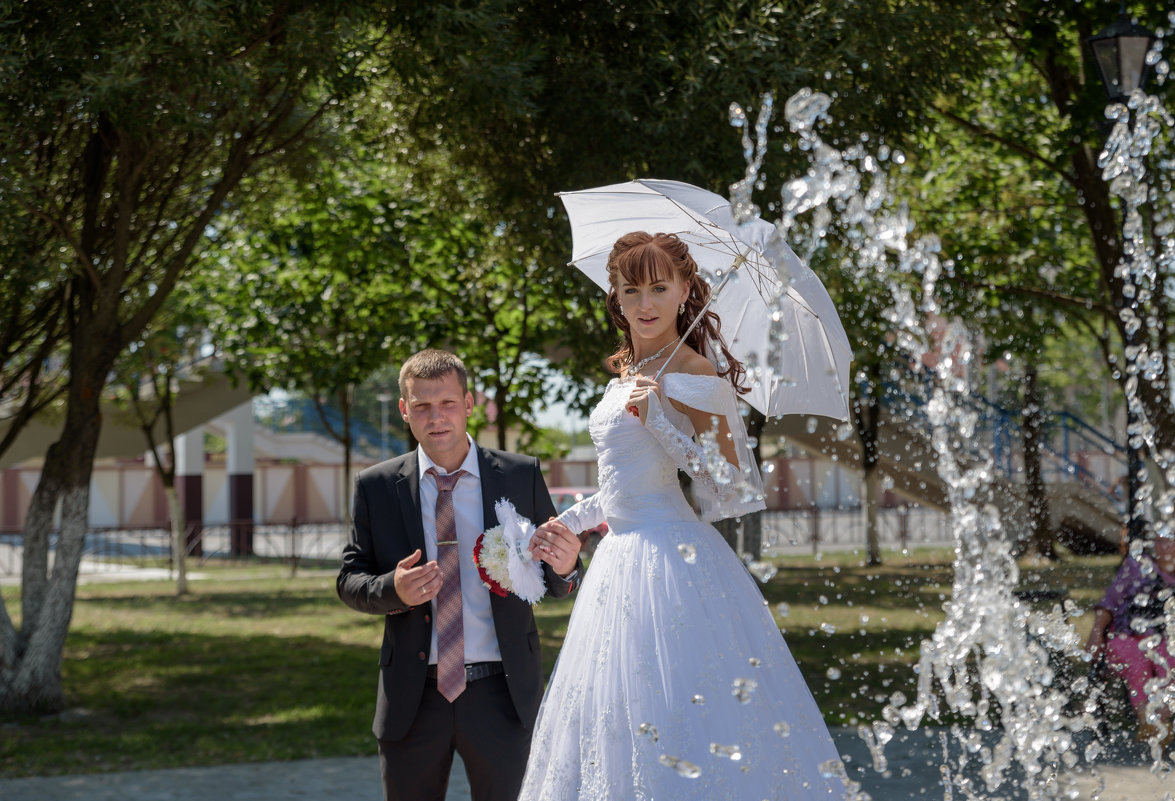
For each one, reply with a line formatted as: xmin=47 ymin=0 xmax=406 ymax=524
xmin=473 ymin=499 xmax=546 ymax=604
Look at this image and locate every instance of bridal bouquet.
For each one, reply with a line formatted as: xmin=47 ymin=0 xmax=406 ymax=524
xmin=473 ymin=499 xmax=546 ymax=604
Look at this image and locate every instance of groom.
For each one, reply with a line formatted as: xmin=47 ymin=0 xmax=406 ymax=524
xmin=337 ymin=349 xmax=582 ymax=801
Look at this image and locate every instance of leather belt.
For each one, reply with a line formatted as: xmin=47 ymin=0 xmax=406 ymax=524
xmin=425 ymin=661 xmax=504 ymax=683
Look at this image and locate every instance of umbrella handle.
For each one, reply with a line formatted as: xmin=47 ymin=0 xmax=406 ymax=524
xmin=652 ymin=257 xmax=742 ymax=382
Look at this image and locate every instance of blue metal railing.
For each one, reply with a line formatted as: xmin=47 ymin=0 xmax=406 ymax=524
xmin=875 ymin=363 xmax=1126 ymax=510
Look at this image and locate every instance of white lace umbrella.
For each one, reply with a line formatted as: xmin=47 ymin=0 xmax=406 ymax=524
xmin=557 ymin=178 xmax=852 ymax=421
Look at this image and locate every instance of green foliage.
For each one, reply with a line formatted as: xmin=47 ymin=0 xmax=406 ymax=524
xmin=377 ymin=0 xmax=1002 ymax=417
xmin=398 ymin=0 xmax=996 ymax=206
xmin=0 ymin=0 xmax=397 ymax=714
xmin=0 ymin=0 xmax=391 ymax=454
xmin=206 ymin=164 xmax=419 ymax=402
xmin=897 ymin=2 xmax=1171 ymax=426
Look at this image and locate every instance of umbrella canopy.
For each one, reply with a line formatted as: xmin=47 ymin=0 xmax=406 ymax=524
xmin=557 ymin=178 xmax=852 ymax=421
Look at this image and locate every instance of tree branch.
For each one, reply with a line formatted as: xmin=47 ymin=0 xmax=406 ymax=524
xmin=934 ymin=106 xmax=1078 ymax=190
xmin=949 ymin=273 xmax=1113 ymax=321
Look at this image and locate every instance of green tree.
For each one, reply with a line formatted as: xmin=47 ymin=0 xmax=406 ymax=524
xmin=108 ymin=288 xmax=210 ymax=596
xmin=925 ymin=2 xmax=1174 ymax=457
xmin=902 ymin=62 xmax=1100 ymax=558
xmin=387 ymin=0 xmax=996 ymax=404
xmin=205 ymin=152 xmax=431 ymax=525
xmin=0 ymin=0 xmax=387 ymax=714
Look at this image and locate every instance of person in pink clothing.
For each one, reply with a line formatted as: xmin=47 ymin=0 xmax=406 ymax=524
xmin=1085 ymin=536 xmax=1175 ymax=745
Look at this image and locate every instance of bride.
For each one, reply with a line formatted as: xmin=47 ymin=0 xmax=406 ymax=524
xmin=518 ymin=232 xmax=849 ymax=799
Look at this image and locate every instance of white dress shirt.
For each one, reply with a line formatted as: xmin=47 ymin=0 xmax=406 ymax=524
xmin=418 ymin=435 xmax=502 ymax=665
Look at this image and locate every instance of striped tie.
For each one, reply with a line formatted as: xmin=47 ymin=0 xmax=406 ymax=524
xmin=428 ymin=467 xmax=467 ymax=703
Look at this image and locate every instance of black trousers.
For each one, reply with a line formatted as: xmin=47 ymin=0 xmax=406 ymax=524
xmin=378 ymin=674 xmax=531 ymax=801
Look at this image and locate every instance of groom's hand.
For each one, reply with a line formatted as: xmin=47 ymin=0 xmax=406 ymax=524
xmin=393 ymin=549 xmax=442 ymax=607
xmin=530 ymin=519 xmax=580 ymax=577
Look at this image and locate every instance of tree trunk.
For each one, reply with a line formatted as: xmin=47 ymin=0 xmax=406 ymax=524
xmin=0 ymin=362 xmax=106 ymax=714
xmin=341 ymin=388 xmax=353 ymax=530
xmin=864 ymin=467 xmax=881 ymax=564
xmin=853 ymin=364 xmax=883 ymax=566
xmin=496 ymin=382 xmax=508 ymax=452
xmin=1067 ymin=132 xmax=1175 ymax=457
xmin=165 ymin=482 xmax=188 ymax=596
xmin=742 ymin=410 xmax=766 ymax=561
xmin=1022 ymin=363 xmax=1054 ymax=560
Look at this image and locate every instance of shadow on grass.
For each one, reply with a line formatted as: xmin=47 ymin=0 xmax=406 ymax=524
xmin=0 ymin=628 xmax=376 ymax=778
xmin=1 ymin=588 xmax=582 ymax=779
xmin=71 ymin=586 xmax=339 ymax=618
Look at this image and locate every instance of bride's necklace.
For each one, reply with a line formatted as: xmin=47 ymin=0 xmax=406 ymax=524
xmin=629 ymin=336 xmax=680 ymax=373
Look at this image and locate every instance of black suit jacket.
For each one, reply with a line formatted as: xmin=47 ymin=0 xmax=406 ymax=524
xmin=337 ymin=444 xmax=576 ymax=741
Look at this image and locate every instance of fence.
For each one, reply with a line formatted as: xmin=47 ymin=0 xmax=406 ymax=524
xmin=760 ymin=506 xmax=953 ymax=555
xmin=0 ymin=520 xmax=350 ymax=580
xmin=0 ymin=505 xmax=955 ymax=580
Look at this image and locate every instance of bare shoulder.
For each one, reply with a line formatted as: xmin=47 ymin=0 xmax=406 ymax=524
xmin=675 ymin=350 xmax=717 ymax=377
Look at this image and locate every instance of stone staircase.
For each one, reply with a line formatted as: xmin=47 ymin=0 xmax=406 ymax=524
xmin=766 ymin=394 xmax=1123 ymax=554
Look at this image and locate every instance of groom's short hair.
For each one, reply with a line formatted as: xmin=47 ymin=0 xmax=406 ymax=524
xmin=398 ymin=349 xmax=469 ymax=396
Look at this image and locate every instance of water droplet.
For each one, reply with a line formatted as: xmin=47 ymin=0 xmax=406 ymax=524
xmin=710 ymin=743 xmax=743 ymax=761
xmin=732 ymin=677 xmax=758 ymax=703
xmin=775 ymin=602 xmax=790 ymax=618
xmin=638 ymin=722 xmax=659 ymax=742
xmin=826 ymin=666 xmax=842 ymax=680
xmin=748 ymin=657 xmax=762 ymax=667
xmin=745 ymin=559 xmax=778 ymax=583
xmin=783 ymin=88 xmax=832 ymax=133
xmin=774 ymin=721 xmax=791 ymax=737
xmin=819 ymin=758 xmax=847 ymax=779
xmin=691 ymin=694 xmax=705 ymax=705
xmin=677 ymin=543 xmax=697 ymax=564
xmin=659 ymin=754 xmax=702 ymax=778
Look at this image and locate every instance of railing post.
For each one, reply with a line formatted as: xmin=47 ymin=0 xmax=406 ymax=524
xmin=992 ymin=408 xmax=1004 ymax=476
xmin=290 ymin=517 xmax=299 ymax=577
xmin=1062 ymin=414 xmax=1070 ymax=464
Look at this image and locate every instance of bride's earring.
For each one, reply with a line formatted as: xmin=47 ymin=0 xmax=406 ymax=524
xmin=678 ymin=303 xmax=685 ymax=316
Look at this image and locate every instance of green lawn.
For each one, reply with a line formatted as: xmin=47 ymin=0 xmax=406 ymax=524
xmin=0 ymin=549 xmax=1121 ymax=778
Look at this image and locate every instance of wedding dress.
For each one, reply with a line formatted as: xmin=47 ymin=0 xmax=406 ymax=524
xmin=518 ymin=373 xmax=848 ymax=800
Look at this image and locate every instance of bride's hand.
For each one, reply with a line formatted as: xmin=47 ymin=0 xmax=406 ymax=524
xmin=626 ymin=378 xmax=660 ymax=422
xmin=529 ymin=519 xmax=580 ymax=577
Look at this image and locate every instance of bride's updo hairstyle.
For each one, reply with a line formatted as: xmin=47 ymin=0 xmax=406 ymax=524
xmin=605 ymin=231 xmax=749 ymax=395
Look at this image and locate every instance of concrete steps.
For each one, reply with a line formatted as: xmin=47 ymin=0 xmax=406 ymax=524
xmin=766 ymin=409 xmax=1121 ymax=554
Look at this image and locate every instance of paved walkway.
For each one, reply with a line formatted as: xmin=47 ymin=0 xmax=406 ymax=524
xmin=1 ymin=728 xmax=1169 ymax=800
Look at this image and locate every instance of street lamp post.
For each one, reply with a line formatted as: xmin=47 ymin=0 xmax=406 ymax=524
xmin=1088 ymin=6 xmax=1157 ymax=103
xmin=1087 ymin=7 xmax=1156 ymax=543
xmin=377 ymin=390 xmax=392 ymax=462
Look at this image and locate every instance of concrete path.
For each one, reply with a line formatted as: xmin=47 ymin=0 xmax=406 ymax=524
xmin=1 ymin=728 xmax=1169 ymax=801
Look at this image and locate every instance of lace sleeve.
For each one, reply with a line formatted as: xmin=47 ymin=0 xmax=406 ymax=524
xmin=555 ymin=490 xmax=606 ymax=534
xmin=643 ymin=392 xmax=738 ymax=500
xmin=651 ymin=374 xmax=767 ymax=522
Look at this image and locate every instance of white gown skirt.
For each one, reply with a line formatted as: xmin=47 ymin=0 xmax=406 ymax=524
xmin=518 ymin=519 xmax=848 ymax=800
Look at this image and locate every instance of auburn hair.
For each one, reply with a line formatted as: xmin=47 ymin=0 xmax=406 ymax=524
xmin=604 ymin=231 xmax=748 ymax=394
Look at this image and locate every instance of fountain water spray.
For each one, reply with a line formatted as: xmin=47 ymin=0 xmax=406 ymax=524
xmin=1097 ymin=11 xmax=1175 ymax=766
xmin=722 ymin=27 xmax=1174 ymax=792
